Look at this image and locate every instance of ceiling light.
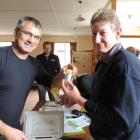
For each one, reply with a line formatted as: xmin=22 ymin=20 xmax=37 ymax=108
xmin=75 ymin=1 xmax=85 ymax=22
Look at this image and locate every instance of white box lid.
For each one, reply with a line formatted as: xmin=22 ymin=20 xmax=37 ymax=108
xmin=23 ymin=111 xmax=64 ymax=139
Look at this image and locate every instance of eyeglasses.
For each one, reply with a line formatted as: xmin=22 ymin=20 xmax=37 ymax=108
xmin=20 ymin=29 xmax=41 ymax=41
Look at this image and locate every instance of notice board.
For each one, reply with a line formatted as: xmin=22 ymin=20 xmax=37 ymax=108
xmin=72 ymin=51 xmax=93 ymax=75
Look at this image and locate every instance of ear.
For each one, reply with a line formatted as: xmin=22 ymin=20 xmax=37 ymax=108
xmin=14 ymin=29 xmax=21 ymax=40
xmin=116 ymin=27 xmax=122 ymax=40
xmin=14 ymin=29 xmax=19 ymax=38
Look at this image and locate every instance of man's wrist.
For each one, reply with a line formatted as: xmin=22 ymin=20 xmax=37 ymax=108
xmin=0 ymin=120 xmax=7 ymax=136
xmin=78 ymin=96 xmax=87 ymax=108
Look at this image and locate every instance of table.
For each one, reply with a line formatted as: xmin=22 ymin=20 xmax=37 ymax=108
xmin=32 ymin=101 xmax=93 ymax=140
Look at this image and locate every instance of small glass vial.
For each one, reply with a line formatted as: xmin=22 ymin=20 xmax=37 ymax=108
xmin=65 ymin=68 xmax=73 ymax=81
xmin=51 ymin=87 xmax=60 ymax=100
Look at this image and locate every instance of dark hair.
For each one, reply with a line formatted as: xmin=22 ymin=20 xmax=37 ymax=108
xmin=136 ymin=49 xmax=140 ymax=57
xmin=90 ymin=9 xmax=121 ymax=31
xmin=126 ymin=46 xmax=136 ymax=54
xmin=15 ymin=16 xmax=42 ymax=33
xmin=43 ymin=42 xmax=54 ymax=48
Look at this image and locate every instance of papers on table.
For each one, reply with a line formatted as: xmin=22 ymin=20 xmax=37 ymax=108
xmin=68 ymin=114 xmax=91 ymax=128
xmin=39 ymin=102 xmax=91 ymax=136
xmin=64 ymin=112 xmax=91 ymax=136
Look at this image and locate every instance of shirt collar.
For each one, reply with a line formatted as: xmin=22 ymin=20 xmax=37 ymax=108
xmin=102 ymin=42 xmax=122 ymax=63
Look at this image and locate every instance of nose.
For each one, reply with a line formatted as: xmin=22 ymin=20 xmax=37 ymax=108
xmin=27 ymin=36 xmax=35 ymax=43
xmin=94 ymin=33 xmax=101 ymax=44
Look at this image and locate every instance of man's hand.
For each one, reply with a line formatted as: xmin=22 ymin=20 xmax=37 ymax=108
xmin=51 ymin=63 xmax=78 ymax=89
xmin=51 ymin=68 xmax=65 ymax=89
xmin=4 ymin=126 xmax=28 ymax=140
xmin=62 ymin=79 xmax=81 ymax=103
xmin=57 ymin=93 xmax=76 ymax=107
xmin=0 ymin=120 xmax=27 ymax=140
xmin=58 ymin=79 xmax=87 ymax=107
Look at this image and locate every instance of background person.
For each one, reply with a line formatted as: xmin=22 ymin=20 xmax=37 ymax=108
xmin=36 ymin=42 xmax=61 ymax=77
xmin=136 ymin=49 xmax=140 ymax=58
xmin=36 ymin=42 xmax=61 ymax=101
xmin=126 ymin=46 xmax=137 ymax=55
xmin=0 ymin=16 xmax=56 ymax=140
xmin=59 ymin=8 xmax=140 ymax=140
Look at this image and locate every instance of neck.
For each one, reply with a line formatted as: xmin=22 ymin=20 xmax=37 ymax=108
xmin=102 ymin=43 xmax=122 ymax=63
xmin=44 ymin=53 xmax=50 ymax=57
xmin=12 ymin=45 xmax=28 ymax=60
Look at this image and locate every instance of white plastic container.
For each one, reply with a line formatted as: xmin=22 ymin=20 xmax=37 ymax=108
xmin=23 ymin=111 xmax=64 ymax=140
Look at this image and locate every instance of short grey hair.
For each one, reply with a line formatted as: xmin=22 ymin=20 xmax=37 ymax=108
xmin=90 ymin=9 xmax=121 ymax=31
xmin=15 ymin=16 xmax=42 ymax=32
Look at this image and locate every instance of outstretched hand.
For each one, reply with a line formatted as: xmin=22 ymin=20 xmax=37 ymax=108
xmin=51 ymin=68 xmax=65 ymax=89
xmin=60 ymin=79 xmax=87 ymax=107
xmin=3 ymin=125 xmax=27 ymax=140
xmin=51 ymin=63 xmax=78 ymax=89
xmin=62 ymin=79 xmax=81 ymax=102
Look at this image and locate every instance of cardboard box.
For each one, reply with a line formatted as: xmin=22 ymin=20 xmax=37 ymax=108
xmin=23 ymin=111 xmax=64 ymax=140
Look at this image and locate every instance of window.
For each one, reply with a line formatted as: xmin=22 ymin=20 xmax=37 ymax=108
xmin=120 ymin=38 xmax=140 ymax=50
xmin=54 ymin=43 xmax=71 ymax=68
xmin=120 ymin=37 xmax=140 ymax=58
xmin=116 ymin=0 xmax=140 ymax=36
xmin=0 ymin=42 xmax=12 ymax=47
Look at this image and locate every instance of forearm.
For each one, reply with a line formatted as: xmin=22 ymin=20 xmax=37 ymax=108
xmin=0 ymin=120 xmax=28 ymax=140
xmin=0 ymin=120 xmax=8 ymax=136
xmin=77 ymin=96 xmax=87 ymax=108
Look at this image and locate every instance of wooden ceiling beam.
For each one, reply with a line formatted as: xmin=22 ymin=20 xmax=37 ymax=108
xmin=111 ymin=0 xmax=116 ymax=10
